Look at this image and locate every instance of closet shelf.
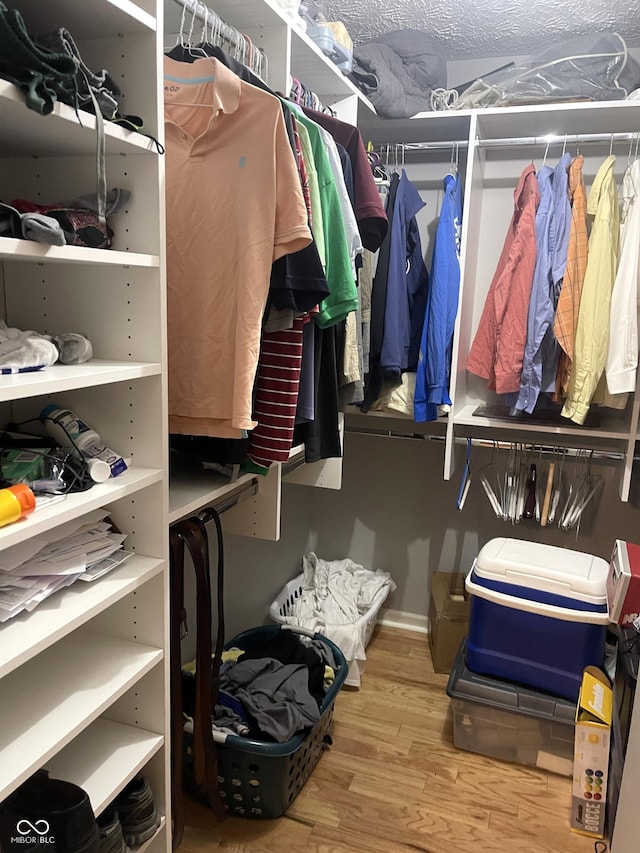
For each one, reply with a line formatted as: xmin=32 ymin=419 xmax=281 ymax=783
xmin=0 ymin=556 xmax=164 ymax=679
xmin=173 ymin=0 xmax=285 ymax=30
xmin=474 ymin=100 xmax=640 ymax=140
xmin=0 ymin=467 xmax=163 ymax=551
xmin=44 ymin=718 xmax=164 ymax=816
xmin=453 ymin=404 xmax=631 ymax=442
xmin=169 ymin=465 xmax=258 ymax=524
xmin=290 ymin=27 xmax=375 ymax=113
xmin=0 ymin=238 xmax=160 ymax=268
xmin=359 ymin=109 xmax=475 ymax=146
xmin=15 ymin=0 xmax=156 ymax=38
xmin=0 ymin=360 xmax=162 ymax=403
xmin=0 ymin=81 xmax=160 ymax=158
xmin=0 ymin=630 xmax=163 ymax=801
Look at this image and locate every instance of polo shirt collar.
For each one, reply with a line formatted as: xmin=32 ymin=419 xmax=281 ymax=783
xmin=163 ymin=55 xmax=241 ymax=115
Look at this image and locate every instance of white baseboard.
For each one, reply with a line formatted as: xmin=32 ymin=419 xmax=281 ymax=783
xmin=378 ymin=608 xmax=430 ymax=635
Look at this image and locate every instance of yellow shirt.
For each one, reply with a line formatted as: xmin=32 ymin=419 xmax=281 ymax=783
xmin=562 ymin=156 xmax=619 ymax=425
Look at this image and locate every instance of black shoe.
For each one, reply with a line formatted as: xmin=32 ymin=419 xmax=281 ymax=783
xmin=6 ymin=771 xmax=99 ymax=853
xmin=111 ymin=778 xmax=160 ymax=847
xmin=96 ymin=809 xmax=131 ymax=853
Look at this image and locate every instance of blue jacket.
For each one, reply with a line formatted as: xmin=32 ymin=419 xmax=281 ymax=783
xmin=415 ymin=171 xmax=462 ymax=422
xmin=380 ymin=169 xmax=429 ymax=376
xmin=511 ymin=153 xmax=571 ymax=413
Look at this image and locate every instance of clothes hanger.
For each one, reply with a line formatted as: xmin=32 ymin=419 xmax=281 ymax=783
xmin=456 ymin=438 xmax=472 ymax=511
xmin=447 ymin=141 xmax=459 ymax=177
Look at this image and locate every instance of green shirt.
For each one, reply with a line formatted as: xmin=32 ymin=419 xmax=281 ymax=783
xmin=284 ymin=103 xmax=358 ymax=328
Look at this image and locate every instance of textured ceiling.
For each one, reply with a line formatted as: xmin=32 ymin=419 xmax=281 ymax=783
xmin=323 ymin=0 xmax=640 ymax=59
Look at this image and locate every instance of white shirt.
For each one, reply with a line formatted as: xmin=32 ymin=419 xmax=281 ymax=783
xmin=606 ymin=159 xmax=640 ymax=398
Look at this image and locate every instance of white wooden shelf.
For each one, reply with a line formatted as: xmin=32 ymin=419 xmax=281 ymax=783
xmin=359 ymin=108 xmax=474 ymax=146
xmin=0 ymin=467 xmax=163 ymax=550
xmin=44 ymin=718 xmax=164 ymax=816
xmin=0 ymin=555 xmax=164 ymax=679
xmin=290 ymin=27 xmax=375 ymax=112
xmin=0 ymin=81 xmax=160 ymax=158
xmin=0 ymin=630 xmax=163 ymax=801
xmin=475 ymin=100 xmax=640 ymax=140
xmin=16 ymin=0 xmax=156 ymax=38
xmin=169 ymin=0 xmax=286 ymax=30
xmin=0 ymin=361 xmax=161 ymax=403
xmin=452 ymin=404 xmax=630 ymax=441
xmin=0 ymin=237 xmax=159 ymax=268
xmin=169 ymin=464 xmax=257 ymax=524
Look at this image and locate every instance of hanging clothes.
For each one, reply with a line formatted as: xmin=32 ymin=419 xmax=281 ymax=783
xmin=380 ymin=168 xmax=429 ymax=377
xmin=284 ymin=104 xmax=358 ymax=329
xmin=562 ymin=155 xmax=619 ymax=424
xmin=361 ymin=172 xmax=400 ymax=412
xmin=466 ymin=164 xmax=540 ymax=394
xmin=414 ymin=170 xmax=462 ymax=422
xmin=300 ymin=106 xmax=388 ymax=253
xmin=163 ymin=56 xmax=312 ymax=439
xmin=511 ymin=152 xmax=571 ymax=414
xmin=605 ymin=157 xmax=640 ymax=399
xmin=554 ymin=154 xmax=588 ymax=399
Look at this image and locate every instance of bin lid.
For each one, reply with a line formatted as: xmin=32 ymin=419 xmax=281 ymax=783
xmin=474 ymin=537 xmax=608 ymax=605
xmin=446 ymin=641 xmax=576 ymax=722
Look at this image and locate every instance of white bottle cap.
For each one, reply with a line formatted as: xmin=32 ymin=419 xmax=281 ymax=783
xmin=86 ymin=458 xmax=111 ymax=483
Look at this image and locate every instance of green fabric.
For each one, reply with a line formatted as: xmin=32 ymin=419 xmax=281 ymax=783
xmin=241 ymin=457 xmax=270 ymax=476
xmin=284 ymin=103 xmax=358 ymax=329
xmin=295 ymin=119 xmax=326 ymax=270
xmin=0 ymin=1 xmax=77 ymax=115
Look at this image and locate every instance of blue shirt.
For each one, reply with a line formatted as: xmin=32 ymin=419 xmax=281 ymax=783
xmin=415 ymin=171 xmax=462 ymax=422
xmin=541 ymin=151 xmax=572 ymax=394
xmin=380 ymin=169 xmax=429 ymax=376
xmin=511 ymin=162 xmax=556 ymax=414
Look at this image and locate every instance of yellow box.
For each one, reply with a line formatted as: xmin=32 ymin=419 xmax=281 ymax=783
xmin=570 ymin=666 xmax=613 ymax=839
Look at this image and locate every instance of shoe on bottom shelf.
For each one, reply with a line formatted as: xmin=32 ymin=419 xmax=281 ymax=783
xmin=96 ymin=809 xmax=131 ymax=853
xmin=110 ymin=777 xmax=160 ymax=847
xmin=5 ymin=770 xmax=100 ymax=853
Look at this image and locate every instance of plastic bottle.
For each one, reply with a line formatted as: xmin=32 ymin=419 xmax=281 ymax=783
xmin=0 ymin=484 xmax=36 ymax=527
xmin=40 ymin=404 xmax=128 ymax=479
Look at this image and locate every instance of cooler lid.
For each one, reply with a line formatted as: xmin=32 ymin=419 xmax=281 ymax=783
xmin=474 ymin=538 xmax=609 ymax=604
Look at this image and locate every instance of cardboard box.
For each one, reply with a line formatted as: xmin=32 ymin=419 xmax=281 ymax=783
xmin=570 ymin=666 xmax=613 ymax=839
xmin=428 ymin=572 xmax=469 ymax=673
xmin=606 ymin=539 xmax=640 ymax=626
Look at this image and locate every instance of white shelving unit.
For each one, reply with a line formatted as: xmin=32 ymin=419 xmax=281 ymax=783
xmin=356 ymin=99 xmax=640 ymax=502
xmin=163 ymin=0 xmax=349 ymax=538
xmin=0 ymin=1 xmax=169 ymax=851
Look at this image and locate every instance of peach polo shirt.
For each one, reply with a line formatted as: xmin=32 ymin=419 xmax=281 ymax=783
xmin=164 ymin=57 xmax=312 ymax=438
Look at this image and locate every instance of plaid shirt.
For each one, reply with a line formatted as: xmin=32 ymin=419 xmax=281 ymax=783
xmin=554 ymin=155 xmax=588 ymax=399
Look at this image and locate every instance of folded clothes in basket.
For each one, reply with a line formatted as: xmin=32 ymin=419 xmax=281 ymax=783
xmin=270 ymin=552 xmax=396 ymax=688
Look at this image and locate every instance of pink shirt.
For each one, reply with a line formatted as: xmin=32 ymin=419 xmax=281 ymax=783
xmin=467 ymin=165 xmax=540 ymax=394
xmin=164 ymin=57 xmax=311 ymax=438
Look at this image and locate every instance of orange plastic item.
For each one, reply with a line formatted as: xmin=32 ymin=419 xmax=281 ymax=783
xmin=0 ymin=484 xmax=36 ymax=527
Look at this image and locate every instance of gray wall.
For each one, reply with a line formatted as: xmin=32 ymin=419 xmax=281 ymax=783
xmin=217 ymin=431 xmax=640 ymax=642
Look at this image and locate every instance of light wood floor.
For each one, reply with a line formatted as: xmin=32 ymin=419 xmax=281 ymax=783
xmin=178 ymin=626 xmax=599 ymax=853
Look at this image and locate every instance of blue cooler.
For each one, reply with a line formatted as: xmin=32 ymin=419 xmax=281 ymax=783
xmin=465 ymin=538 xmax=610 ymax=702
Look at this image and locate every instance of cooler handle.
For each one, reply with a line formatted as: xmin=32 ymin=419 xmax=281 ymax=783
xmin=465 ymin=570 xmax=610 ymax=625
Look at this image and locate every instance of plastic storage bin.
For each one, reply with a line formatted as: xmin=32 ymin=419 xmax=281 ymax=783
xmin=446 ymin=641 xmax=576 ymax=775
xmin=184 ymin=625 xmax=348 ymax=818
xmin=269 ymin=572 xmax=390 ymax=686
xmin=465 ymin=538 xmax=610 ymax=702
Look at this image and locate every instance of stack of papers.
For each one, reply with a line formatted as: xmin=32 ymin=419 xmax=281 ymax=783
xmin=0 ymin=509 xmax=131 ymax=622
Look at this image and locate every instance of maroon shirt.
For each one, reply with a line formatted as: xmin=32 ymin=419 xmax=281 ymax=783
xmin=301 ymin=107 xmax=388 ymax=253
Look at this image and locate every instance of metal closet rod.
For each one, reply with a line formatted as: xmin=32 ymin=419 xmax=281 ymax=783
xmin=170 ymin=478 xmax=259 ymax=527
xmin=381 ymin=131 xmax=640 ymax=153
xmin=345 ymin=424 xmax=632 ymax=461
